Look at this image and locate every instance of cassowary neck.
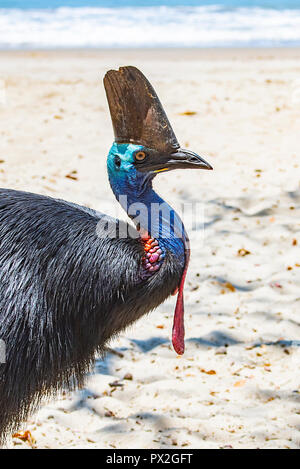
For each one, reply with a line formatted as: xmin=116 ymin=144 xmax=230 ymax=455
xmin=110 ymin=173 xmax=190 ymax=356
xmin=110 ymin=174 xmax=186 ymax=264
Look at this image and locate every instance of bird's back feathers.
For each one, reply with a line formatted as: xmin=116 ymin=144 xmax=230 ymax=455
xmin=0 ymin=188 xmax=182 ymax=442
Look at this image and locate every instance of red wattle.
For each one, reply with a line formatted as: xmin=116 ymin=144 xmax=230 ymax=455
xmin=172 ymin=246 xmax=190 ymax=355
xmin=172 ymin=288 xmax=185 ymax=355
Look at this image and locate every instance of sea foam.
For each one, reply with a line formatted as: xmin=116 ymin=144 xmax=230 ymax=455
xmin=1 ymin=5 xmax=300 ymax=48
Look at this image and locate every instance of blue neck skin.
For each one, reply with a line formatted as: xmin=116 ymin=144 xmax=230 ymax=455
xmin=107 ymin=143 xmax=186 ymax=264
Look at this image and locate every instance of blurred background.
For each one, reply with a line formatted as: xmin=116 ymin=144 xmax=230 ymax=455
xmin=1 ymin=0 xmax=300 ymax=49
xmin=1 ymin=0 xmax=300 ymax=451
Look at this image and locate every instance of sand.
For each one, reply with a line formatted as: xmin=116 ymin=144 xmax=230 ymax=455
xmin=0 ymin=48 xmax=299 ymax=449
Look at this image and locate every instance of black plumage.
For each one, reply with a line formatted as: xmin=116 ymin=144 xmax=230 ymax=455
xmin=0 ymin=188 xmax=182 ymax=443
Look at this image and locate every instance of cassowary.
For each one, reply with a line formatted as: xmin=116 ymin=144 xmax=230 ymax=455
xmin=0 ymin=66 xmax=212 ymax=443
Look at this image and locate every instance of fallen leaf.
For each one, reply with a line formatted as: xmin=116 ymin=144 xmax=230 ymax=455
xmin=179 ymin=111 xmax=197 ymax=116
xmin=201 ymin=368 xmax=216 ymax=375
xmin=13 ymin=430 xmax=36 ymax=447
xmin=65 ymin=173 xmax=78 ymax=181
xmin=234 ymin=380 xmax=246 ymax=387
xmin=271 ymin=282 xmax=282 ymax=289
xmin=123 ymin=373 xmax=133 ymax=380
xmin=223 ymin=282 xmax=236 ymax=292
xmin=237 ymin=248 xmax=251 ymax=257
xmin=109 ymin=381 xmax=124 ymax=388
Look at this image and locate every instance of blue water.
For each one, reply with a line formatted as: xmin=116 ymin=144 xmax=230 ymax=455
xmin=1 ymin=0 xmax=300 ymax=48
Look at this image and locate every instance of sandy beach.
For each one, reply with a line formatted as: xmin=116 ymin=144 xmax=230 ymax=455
xmin=0 ymin=48 xmax=299 ymax=449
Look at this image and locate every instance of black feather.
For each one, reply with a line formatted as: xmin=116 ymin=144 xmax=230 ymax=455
xmin=0 ymin=188 xmax=182 ymax=443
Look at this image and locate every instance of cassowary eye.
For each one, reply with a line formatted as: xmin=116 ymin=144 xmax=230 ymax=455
xmin=114 ymin=155 xmax=121 ymax=169
xmin=135 ymin=151 xmax=146 ymax=161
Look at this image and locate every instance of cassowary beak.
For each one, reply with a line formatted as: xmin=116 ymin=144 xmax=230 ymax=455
xmin=157 ymin=148 xmax=213 ymax=172
xmin=138 ymin=148 xmax=213 ymax=174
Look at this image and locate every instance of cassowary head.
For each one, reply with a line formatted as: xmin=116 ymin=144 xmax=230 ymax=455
xmin=104 ymin=66 xmax=212 ymax=192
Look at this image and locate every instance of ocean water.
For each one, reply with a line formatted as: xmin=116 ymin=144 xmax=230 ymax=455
xmin=0 ymin=0 xmax=300 ymax=48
